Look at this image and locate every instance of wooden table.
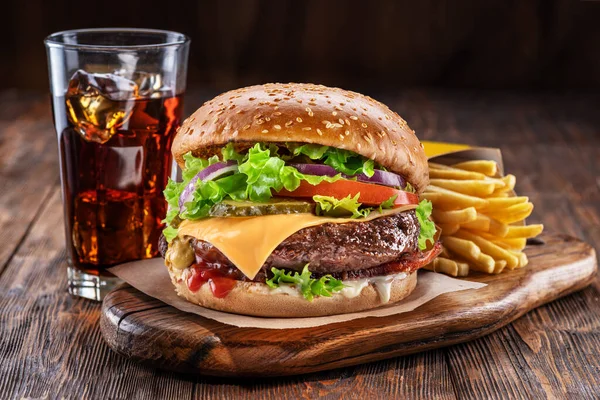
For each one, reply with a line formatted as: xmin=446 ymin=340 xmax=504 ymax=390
xmin=1 ymin=89 xmax=598 ymax=399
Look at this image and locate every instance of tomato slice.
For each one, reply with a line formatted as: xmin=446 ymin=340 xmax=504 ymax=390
xmin=277 ymin=179 xmax=419 ymax=207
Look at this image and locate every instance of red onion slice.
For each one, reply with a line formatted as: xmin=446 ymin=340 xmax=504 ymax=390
xmin=179 ymin=161 xmax=238 ymax=210
xmin=289 ymin=163 xmax=406 ymax=188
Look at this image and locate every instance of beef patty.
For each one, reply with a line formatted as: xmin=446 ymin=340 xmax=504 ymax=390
xmin=160 ymin=211 xmax=421 ymax=278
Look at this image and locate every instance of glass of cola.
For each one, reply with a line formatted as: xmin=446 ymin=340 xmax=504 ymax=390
xmin=45 ymin=29 xmax=190 ymax=300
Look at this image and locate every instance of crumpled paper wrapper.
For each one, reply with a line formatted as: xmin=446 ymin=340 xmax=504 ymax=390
xmin=109 ymin=259 xmax=485 ymax=329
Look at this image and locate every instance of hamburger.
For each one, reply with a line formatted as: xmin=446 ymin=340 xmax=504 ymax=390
xmin=159 ymin=83 xmax=440 ymax=317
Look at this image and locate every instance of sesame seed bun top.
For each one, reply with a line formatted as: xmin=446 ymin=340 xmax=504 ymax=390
xmin=172 ymin=83 xmax=429 ymax=193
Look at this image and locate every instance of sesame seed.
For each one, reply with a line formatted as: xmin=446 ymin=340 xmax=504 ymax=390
xmin=332 ymin=123 xmax=343 ymax=128
xmin=349 ymin=115 xmax=358 ymax=121
xmin=296 ymin=117 xmax=303 ymax=123
xmin=326 ymin=123 xmax=333 ymax=129
xmin=188 ymin=128 xmax=194 ymax=135
xmin=308 ymin=102 xmax=317 ymax=106
xmin=274 ymin=125 xmax=282 ymax=130
xmin=256 ymin=119 xmax=264 ymax=125
xmin=339 ymin=118 xmax=345 ymax=125
xmin=262 ymin=129 xmax=269 ymax=133
xmin=332 ymin=111 xmax=338 ymax=117
xmin=236 ymin=110 xmax=243 ymax=114
xmin=273 ymin=111 xmax=282 ymax=116
xmin=254 ymin=114 xmax=262 ymax=120
xmin=296 ymin=99 xmax=303 ymax=103
xmin=361 ymin=123 xmax=368 ymax=128
xmin=285 ymin=121 xmax=293 ymax=127
xmin=357 ymin=143 xmax=362 ymax=150
xmin=345 ymin=130 xmax=350 ymax=136
xmin=339 ymin=134 xmax=345 ymax=140
xmin=249 ymin=97 xmax=256 ymax=101
xmin=303 ymin=127 xmax=311 ymax=131
xmin=201 ymin=120 xmax=207 ymax=126
xmin=316 ymin=128 xmax=323 ymax=136
xmin=385 ymin=115 xmax=390 ymax=120
xmin=274 ymin=106 xmax=279 ymax=110
xmin=265 ymin=117 xmax=271 ymax=122
xmin=232 ymin=130 xmax=239 ymax=137
xmin=213 ymin=117 xmax=219 ymax=124
xmin=243 ymin=124 xmax=251 ymax=130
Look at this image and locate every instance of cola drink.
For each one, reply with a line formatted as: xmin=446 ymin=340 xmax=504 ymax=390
xmin=52 ymin=70 xmax=183 ymax=273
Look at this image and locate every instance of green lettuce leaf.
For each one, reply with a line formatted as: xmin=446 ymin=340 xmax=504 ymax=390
xmin=162 ymin=225 xmax=179 ymax=242
xmin=238 ymin=144 xmax=342 ymax=202
xmin=221 ymin=142 xmax=245 ymax=163
xmin=378 ymin=194 xmax=398 ymax=213
xmin=416 ymin=199 xmax=436 ymax=250
xmin=404 ymin=181 xmax=416 ymax=194
xmin=314 ymin=193 xmax=398 ymax=219
xmin=288 ymin=143 xmax=375 ymax=177
xmin=266 ymin=265 xmax=345 ymax=301
xmin=182 ymin=152 xmax=219 ymax=182
xmin=313 ymin=194 xmax=370 ymax=218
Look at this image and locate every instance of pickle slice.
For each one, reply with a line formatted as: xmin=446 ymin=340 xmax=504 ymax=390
xmin=209 ymin=198 xmax=315 ymax=217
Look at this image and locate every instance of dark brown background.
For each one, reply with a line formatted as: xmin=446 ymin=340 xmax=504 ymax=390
xmin=2 ymin=0 xmax=600 ymax=92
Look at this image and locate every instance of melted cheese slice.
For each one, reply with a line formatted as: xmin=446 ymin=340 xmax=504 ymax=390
xmin=177 ymin=205 xmax=417 ymax=279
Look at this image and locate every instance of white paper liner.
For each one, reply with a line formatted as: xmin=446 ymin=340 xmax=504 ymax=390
xmin=109 ymin=258 xmax=486 ymax=329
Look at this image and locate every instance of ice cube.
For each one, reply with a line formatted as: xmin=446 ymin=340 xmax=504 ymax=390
xmin=66 ymin=70 xmax=138 ymax=144
xmin=114 ymin=69 xmax=169 ymax=98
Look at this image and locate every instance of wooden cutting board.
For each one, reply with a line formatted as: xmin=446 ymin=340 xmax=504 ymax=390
xmin=100 ymin=233 xmax=597 ymax=377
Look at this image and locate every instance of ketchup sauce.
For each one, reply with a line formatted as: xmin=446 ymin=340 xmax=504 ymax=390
xmin=186 ymin=260 xmax=237 ymax=298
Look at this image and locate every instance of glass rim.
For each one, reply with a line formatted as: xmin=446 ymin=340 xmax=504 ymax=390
xmin=44 ymin=28 xmax=190 ymax=51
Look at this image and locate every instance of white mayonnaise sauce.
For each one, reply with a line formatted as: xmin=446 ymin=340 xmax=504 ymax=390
xmin=262 ymin=271 xmax=409 ymax=303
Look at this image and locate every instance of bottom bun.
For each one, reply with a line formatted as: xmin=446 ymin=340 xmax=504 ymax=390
xmin=169 ymin=270 xmax=417 ymax=317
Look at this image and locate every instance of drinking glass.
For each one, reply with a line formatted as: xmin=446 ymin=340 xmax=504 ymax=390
xmin=45 ymin=28 xmax=190 ymax=300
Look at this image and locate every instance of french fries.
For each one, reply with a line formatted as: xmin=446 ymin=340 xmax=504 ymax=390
xmin=425 ymin=158 xmax=543 ymax=277
xmin=432 ymin=207 xmax=477 ymax=225
xmin=504 ymin=224 xmax=544 ymax=239
xmin=452 ymin=160 xmax=498 ymax=176
xmin=425 ymin=185 xmax=488 ymax=209
xmin=429 ymin=179 xmax=496 ymax=197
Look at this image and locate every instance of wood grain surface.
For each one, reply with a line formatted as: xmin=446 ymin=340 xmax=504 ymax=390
xmin=100 ymin=233 xmax=596 ymax=377
xmin=0 ymin=90 xmax=598 ymax=399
